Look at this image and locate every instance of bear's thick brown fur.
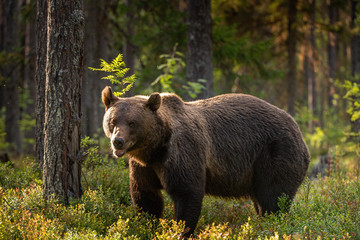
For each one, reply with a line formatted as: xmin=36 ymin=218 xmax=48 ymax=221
xmin=101 ymin=86 xmax=310 ymax=237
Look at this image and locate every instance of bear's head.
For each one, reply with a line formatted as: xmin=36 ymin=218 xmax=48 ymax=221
xmin=101 ymin=86 xmax=164 ymax=159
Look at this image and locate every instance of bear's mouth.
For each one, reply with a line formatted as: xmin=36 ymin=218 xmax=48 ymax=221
xmin=111 ymin=140 xmax=134 ymax=158
xmin=113 ymin=149 xmax=126 ymax=158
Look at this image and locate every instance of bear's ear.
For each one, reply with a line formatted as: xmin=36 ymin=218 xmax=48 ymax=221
xmin=102 ymin=86 xmax=118 ymax=110
xmin=146 ymin=93 xmax=161 ymax=111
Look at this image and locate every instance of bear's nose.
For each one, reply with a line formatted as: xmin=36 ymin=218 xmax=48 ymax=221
xmin=113 ymin=137 xmax=125 ymax=149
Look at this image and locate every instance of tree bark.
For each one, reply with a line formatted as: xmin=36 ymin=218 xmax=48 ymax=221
xmin=286 ymin=0 xmax=298 ymax=116
xmin=42 ymin=0 xmax=84 ymax=203
xmin=186 ymin=0 xmax=213 ymax=99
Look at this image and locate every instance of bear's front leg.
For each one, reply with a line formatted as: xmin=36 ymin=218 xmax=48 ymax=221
xmin=171 ymin=191 xmax=204 ymax=237
xmin=129 ymin=160 xmax=164 ymax=218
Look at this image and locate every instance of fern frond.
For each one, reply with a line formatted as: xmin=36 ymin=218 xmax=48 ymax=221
xmin=88 ymin=53 xmax=136 ymax=96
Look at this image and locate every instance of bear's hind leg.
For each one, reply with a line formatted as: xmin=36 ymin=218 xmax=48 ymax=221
xmin=252 ymin=141 xmax=299 ymax=215
xmin=252 ymin=185 xmax=284 ymax=215
xmin=252 ymin=176 xmax=295 ymax=215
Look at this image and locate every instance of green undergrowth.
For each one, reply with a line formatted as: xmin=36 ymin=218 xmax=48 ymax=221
xmin=0 ymin=155 xmax=359 ymax=239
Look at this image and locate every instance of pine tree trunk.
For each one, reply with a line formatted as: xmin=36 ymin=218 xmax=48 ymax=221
xmin=42 ymin=0 xmax=84 ymax=203
xmin=186 ymin=0 xmax=213 ymax=99
xmin=286 ymin=0 xmax=298 ymax=116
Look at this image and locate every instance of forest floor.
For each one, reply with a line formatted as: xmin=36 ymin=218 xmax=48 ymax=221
xmin=0 ymin=153 xmax=359 ymax=239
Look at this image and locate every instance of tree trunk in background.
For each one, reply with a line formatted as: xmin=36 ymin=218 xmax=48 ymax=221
xmin=308 ymin=0 xmax=317 ymax=131
xmin=3 ymin=0 xmax=22 ymax=154
xmin=351 ymin=0 xmax=360 ymax=134
xmin=35 ymin=0 xmax=47 ymax=168
xmin=303 ymin=47 xmax=309 ymax=105
xmin=42 ymin=0 xmax=84 ymax=203
xmin=123 ymin=0 xmax=135 ymax=97
xmin=351 ymin=1 xmax=360 ymax=78
xmin=0 ymin=0 xmax=5 ymax=109
xmin=82 ymin=0 xmax=110 ymax=137
xmin=286 ymin=0 xmax=298 ymax=116
xmin=23 ymin=0 xmax=36 ymax=154
xmin=186 ymin=0 xmax=213 ymax=99
xmin=327 ymin=0 xmax=337 ymax=108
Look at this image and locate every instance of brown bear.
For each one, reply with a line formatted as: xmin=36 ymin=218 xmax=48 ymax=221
xmin=101 ymin=86 xmax=310 ymax=237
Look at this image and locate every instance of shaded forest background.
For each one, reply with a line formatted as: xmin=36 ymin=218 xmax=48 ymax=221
xmin=1 ymin=0 xmax=360 ymax=160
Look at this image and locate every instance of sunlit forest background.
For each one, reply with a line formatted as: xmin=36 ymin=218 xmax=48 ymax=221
xmin=1 ymin=0 xmax=360 ymax=158
xmin=1 ymin=0 xmax=360 ymax=239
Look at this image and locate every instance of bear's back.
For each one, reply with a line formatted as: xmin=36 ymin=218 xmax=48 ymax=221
xmin=189 ymin=94 xmax=299 ymax=140
xmin=159 ymin=93 xmax=302 ymax=145
xmin=160 ymin=93 xmax=309 ymax=198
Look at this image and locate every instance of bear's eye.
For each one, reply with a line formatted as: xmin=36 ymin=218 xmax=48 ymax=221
xmin=109 ymin=119 xmax=117 ymax=133
xmin=109 ymin=123 xmax=114 ymax=132
xmin=129 ymin=121 xmax=135 ymax=128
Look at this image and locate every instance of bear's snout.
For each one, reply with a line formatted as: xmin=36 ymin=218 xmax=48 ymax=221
xmin=113 ymin=137 xmax=125 ymax=150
